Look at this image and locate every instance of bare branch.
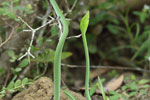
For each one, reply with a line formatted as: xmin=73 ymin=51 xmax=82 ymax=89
xmin=39 ymin=6 xmax=51 ymax=37
xmin=61 ymin=63 xmax=150 ymax=73
xmin=18 ymin=16 xmax=55 ymax=60
xmin=64 ymin=0 xmax=78 ymax=16
xmin=67 ymin=34 xmax=81 ymax=39
xmin=69 ymin=0 xmax=78 ymax=13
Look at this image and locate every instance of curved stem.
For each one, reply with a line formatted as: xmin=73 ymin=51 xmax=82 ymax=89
xmin=49 ymin=0 xmax=69 ymax=100
xmin=82 ymin=33 xmax=91 ymax=100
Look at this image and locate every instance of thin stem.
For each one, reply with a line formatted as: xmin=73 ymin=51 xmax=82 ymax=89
xmin=82 ymin=33 xmax=91 ymax=100
xmin=124 ymin=10 xmax=133 ymax=43
xmin=49 ymin=0 xmax=69 ymax=100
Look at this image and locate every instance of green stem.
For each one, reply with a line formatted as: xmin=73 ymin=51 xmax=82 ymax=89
xmin=49 ymin=0 xmax=69 ymax=100
xmin=82 ymin=33 xmax=91 ymax=100
xmin=124 ymin=10 xmax=133 ymax=43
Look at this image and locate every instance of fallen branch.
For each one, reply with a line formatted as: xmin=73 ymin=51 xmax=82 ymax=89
xmin=61 ymin=63 xmax=150 ymax=73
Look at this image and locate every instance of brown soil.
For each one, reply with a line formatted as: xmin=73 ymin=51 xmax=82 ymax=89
xmin=12 ymin=77 xmax=86 ymax=100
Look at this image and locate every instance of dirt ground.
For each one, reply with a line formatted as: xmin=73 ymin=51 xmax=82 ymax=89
xmin=12 ymin=77 xmax=86 ymax=100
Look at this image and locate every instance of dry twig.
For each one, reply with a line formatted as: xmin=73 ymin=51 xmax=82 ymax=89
xmin=61 ymin=63 xmax=150 ymax=73
xmin=0 ymin=26 xmax=18 ymax=48
xmin=18 ymin=16 xmax=55 ymax=60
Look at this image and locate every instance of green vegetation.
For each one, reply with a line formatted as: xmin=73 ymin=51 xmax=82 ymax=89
xmin=0 ymin=0 xmax=33 ymax=20
xmin=80 ymin=11 xmax=91 ymax=100
xmin=98 ymin=77 xmax=108 ymax=100
xmin=64 ymin=90 xmax=77 ymax=100
xmin=0 ymin=78 xmax=31 ymax=97
xmin=0 ymin=0 xmax=150 ymax=100
xmin=109 ymin=75 xmax=150 ymax=100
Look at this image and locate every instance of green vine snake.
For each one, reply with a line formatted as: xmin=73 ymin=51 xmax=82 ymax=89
xmin=49 ymin=0 xmax=69 ymax=100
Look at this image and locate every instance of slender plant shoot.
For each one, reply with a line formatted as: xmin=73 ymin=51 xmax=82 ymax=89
xmin=98 ymin=77 xmax=108 ymax=100
xmin=80 ymin=11 xmax=91 ymax=100
xmin=64 ymin=90 xmax=77 ymax=100
xmin=49 ymin=0 xmax=69 ymax=100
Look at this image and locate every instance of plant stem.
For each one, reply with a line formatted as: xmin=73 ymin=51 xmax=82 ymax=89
xmin=82 ymin=33 xmax=91 ymax=100
xmin=124 ymin=10 xmax=133 ymax=43
xmin=49 ymin=0 xmax=69 ymax=100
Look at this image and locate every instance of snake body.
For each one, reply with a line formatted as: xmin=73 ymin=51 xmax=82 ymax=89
xmin=49 ymin=0 xmax=69 ymax=100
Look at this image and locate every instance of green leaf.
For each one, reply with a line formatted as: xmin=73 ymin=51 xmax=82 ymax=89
xmin=25 ymin=4 xmax=33 ymax=14
xmin=61 ymin=52 xmax=72 ymax=60
xmin=130 ymin=74 xmax=136 ymax=80
xmin=22 ymin=78 xmax=28 ymax=86
xmin=140 ymin=11 xmax=147 ymax=23
xmin=127 ymin=82 xmax=138 ymax=91
xmin=132 ymin=40 xmax=150 ymax=60
xmin=37 ymin=36 xmax=43 ymax=46
xmin=80 ymin=11 xmax=90 ymax=35
xmin=9 ymin=89 xmax=15 ymax=92
xmin=109 ymin=91 xmax=120 ymax=100
xmin=36 ymin=49 xmax=72 ymax=63
xmin=7 ymin=81 xmax=15 ymax=89
xmin=19 ymin=59 xmax=29 ymax=68
xmin=121 ymin=85 xmax=127 ymax=91
xmin=7 ymin=12 xmax=16 ymax=19
xmin=50 ymin=25 xmax=59 ymax=36
xmin=106 ymin=24 xmax=125 ymax=35
xmin=0 ymin=89 xmax=6 ymax=97
xmin=89 ymin=84 xmax=97 ymax=96
xmin=15 ymin=80 xmax=21 ymax=88
xmin=8 ymin=50 xmax=15 ymax=58
xmin=26 ymin=4 xmax=32 ymax=10
xmin=140 ymin=89 xmax=146 ymax=95
xmin=8 ymin=50 xmax=17 ymax=62
xmin=129 ymin=91 xmax=137 ymax=97
xmin=15 ymin=68 xmax=22 ymax=72
xmin=143 ymin=84 xmax=149 ymax=88
xmin=138 ymin=79 xmax=149 ymax=84
xmin=110 ymin=95 xmax=120 ymax=100
xmin=42 ymin=0 xmax=48 ymax=9
xmin=134 ymin=23 xmax=140 ymax=42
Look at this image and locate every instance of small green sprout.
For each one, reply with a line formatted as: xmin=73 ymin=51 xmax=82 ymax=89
xmin=80 ymin=11 xmax=91 ymax=100
xmin=64 ymin=90 xmax=77 ymax=100
xmin=98 ymin=77 xmax=108 ymax=100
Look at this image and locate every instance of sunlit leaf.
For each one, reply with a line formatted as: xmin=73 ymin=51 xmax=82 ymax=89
xmin=7 ymin=81 xmax=15 ymax=89
xmin=138 ymin=79 xmax=149 ymax=84
xmin=15 ymin=68 xmax=22 ymax=72
xmin=22 ymin=78 xmax=28 ymax=85
xmin=15 ymin=80 xmax=21 ymax=88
